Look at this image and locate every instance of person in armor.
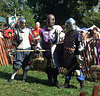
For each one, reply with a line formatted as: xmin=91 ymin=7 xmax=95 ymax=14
xmin=9 ymin=18 xmax=32 ymax=83
xmin=35 ymin=14 xmax=65 ymax=87
xmin=60 ymin=18 xmax=85 ymax=89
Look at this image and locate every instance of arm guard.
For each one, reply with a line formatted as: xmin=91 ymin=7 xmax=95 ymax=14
xmin=75 ymin=31 xmax=83 ymax=63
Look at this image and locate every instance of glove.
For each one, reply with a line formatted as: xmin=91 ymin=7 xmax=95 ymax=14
xmin=34 ymin=48 xmax=40 ymax=54
xmin=75 ymin=55 xmax=83 ymax=64
xmin=9 ymin=50 xmax=16 ymax=55
xmin=75 ymin=70 xmax=81 ymax=76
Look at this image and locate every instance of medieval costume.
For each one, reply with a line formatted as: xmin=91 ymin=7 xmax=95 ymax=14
xmin=35 ymin=14 xmax=65 ymax=87
xmin=9 ymin=18 xmax=32 ymax=83
xmin=60 ymin=18 xmax=85 ymax=90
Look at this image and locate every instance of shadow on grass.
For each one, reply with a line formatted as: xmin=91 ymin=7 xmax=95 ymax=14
xmin=0 ymin=71 xmax=48 ymax=86
xmin=0 ymin=71 xmax=80 ymax=89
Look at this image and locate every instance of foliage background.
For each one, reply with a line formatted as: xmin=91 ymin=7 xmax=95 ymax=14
xmin=0 ymin=0 xmax=100 ymax=28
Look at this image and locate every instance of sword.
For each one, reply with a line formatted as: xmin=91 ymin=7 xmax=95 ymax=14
xmin=62 ymin=63 xmax=78 ymax=78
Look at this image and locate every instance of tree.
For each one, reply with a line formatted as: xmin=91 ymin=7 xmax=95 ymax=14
xmin=0 ymin=0 xmax=99 ymax=27
xmin=27 ymin=0 xmax=99 ymax=27
xmin=82 ymin=2 xmax=100 ymax=28
xmin=0 ymin=0 xmax=35 ymax=26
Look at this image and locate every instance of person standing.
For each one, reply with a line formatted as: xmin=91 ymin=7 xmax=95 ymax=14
xmin=9 ymin=18 xmax=32 ymax=83
xmin=60 ymin=18 xmax=85 ymax=90
xmin=32 ymin=22 xmax=41 ymax=46
xmin=35 ymin=14 xmax=65 ymax=87
xmin=3 ymin=23 xmax=13 ymax=38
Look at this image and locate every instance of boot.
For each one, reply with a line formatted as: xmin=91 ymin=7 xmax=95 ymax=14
xmin=52 ymin=68 xmax=60 ymax=88
xmin=22 ymin=71 xmax=27 ymax=83
xmin=9 ymin=69 xmax=17 ymax=83
xmin=59 ymin=80 xmax=70 ymax=88
xmin=80 ymin=81 xmax=85 ymax=90
xmin=22 ymin=79 xmax=26 ymax=83
xmin=52 ymin=75 xmax=60 ymax=88
xmin=9 ymin=79 xmax=14 ymax=83
xmin=45 ymin=67 xmax=53 ymax=86
xmin=47 ymin=74 xmax=53 ymax=85
xmin=77 ymin=79 xmax=85 ymax=90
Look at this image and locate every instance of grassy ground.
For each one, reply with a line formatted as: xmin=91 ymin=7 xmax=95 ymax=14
xmin=0 ymin=65 xmax=100 ymax=96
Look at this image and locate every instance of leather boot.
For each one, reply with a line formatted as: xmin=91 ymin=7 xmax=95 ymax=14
xmin=45 ymin=67 xmax=53 ymax=86
xmin=60 ymin=80 xmax=70 ymax=88
xmin=47 ymin=74 xmax=53 ymax=85
xmin=80 ymin=81 xmax=85 ymax=90
xmin=52 ymin=75 xmax=60 ymax=87
xmin=52 ymin=68 xmax=60 ymax=88
xmin=77 ymin=79 xmax=85 ymax=90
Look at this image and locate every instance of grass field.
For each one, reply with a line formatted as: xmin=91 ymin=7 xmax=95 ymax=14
xmin=0 ymin=64 xmax=100 ymax=96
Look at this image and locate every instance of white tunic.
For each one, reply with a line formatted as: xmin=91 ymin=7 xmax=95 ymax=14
xmin=17 ymin=28 xmax=31 ymax=49
xmin=51 ymin=25 xmax=65 ymax=67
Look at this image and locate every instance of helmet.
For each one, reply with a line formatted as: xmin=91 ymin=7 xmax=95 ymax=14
xmin=20 ymin=18 xmax=26 ymax=24
xmin=46 ymin=14 xmax=55 ymax=27
xmin=19 ymin=18 xmax=26 ymax=28
xmin=65 ymin=18 xmax=76 ymax=32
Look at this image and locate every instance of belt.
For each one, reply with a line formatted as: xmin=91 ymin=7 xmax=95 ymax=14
xmin=65 ymin=47 xmax=75 ymax=50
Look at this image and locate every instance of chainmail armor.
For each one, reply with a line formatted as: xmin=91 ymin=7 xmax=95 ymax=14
xmin=63 ymin=30 xmax=78 ymax=69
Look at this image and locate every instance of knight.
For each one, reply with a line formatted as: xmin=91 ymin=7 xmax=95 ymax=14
xmin=35 ymin=14 xmax=65 ymax=87
xmin=60 ymin=18 xmax=85 ymax=90
xmin=9 ymin=18 xmax=32 ymax=83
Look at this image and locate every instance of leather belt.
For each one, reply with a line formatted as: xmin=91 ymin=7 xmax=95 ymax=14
xmin=65 ymin=47 xmax=75 ymax=50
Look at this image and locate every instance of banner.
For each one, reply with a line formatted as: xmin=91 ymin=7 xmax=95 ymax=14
xmin=8 ymin=16 xmax=18 ymax=28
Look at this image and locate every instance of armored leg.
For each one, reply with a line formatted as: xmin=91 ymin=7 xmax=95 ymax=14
xmin=22 ymin=70 xmax=28 ymax=83
xmin=45 ymin=67 xmax=53 ymax=85
xmin=59 ymin=73 xmax=72 ymax=88
xmin=9 ymin=69 xmax=17 ymax=82
xmin=52 ymin=67 xmax=59 ymax=87
xmin=60 ymin=80 xmax=70 ymax=88
xmin=77 ymin=79 xmax=85 ymax=90
xmin=77 ymin=71 xmax=85 ymax=90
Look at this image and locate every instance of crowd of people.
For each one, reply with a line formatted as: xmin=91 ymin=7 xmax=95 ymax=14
xmin=0 ymin=14 xmax=100 ymax=90
xmin=81 ymin=26 xmax=100 ymax=66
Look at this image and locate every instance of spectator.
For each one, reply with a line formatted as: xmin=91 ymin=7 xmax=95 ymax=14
xmin=93 ymin=27 xmax=100 ymax=65
xmin=8 ymin=32 xmax=13 ymax=39
xmin=32 ymin=22 xmax=41 ymax=46
xmin=3 ymin=23 xmax=13 ymax=38
xmin=93 ymin=27 xmax=99 ymax=38
xmin=87 ymin=29 xmax=97 ymax=65
xmin=87 ymin=29 xmax=94 ymax=42
xmin=81 ymin=30 xmax=87 ymax=47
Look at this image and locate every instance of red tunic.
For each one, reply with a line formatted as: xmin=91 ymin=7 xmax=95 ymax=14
xmin=32 ymin=28 xmax=41 ymax=37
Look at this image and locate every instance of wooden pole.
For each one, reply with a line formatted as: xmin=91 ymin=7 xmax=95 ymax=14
xmin=0 ymin=38 xmax=9 ymax=66
xmin=0 ymin=46 xmax=6 ymax=66
xmin=92 ymin=86 xmax=99 ymax=96
xmin=15 ymin=8 xmax=16 ymax=22
xmin=0 ymin=46 xmax=4 ymax=66
xmin=80 ymin=92 xmax=86 ymax=96
xmin=10 ymin=49 xmax=50 ymax=52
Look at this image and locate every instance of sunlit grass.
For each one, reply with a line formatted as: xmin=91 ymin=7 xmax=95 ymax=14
xmin=0 ymin=65 xmax=100 ymax=96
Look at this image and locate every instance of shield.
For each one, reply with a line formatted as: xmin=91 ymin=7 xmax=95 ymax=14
xmin=53 ymin=43 xmax=64 ymax=67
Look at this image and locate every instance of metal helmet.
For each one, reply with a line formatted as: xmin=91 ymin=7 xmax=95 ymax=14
xmin=65 ymin=18 xmax=76 ymax=32
xmin=19 ymin=18 xmax=26 ymax=28
xmin=46 ymin=14 xmax=55 ymax=27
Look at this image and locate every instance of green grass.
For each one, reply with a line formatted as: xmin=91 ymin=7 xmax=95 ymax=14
xmin=0 ymin=65 xmax=100 ymax=96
